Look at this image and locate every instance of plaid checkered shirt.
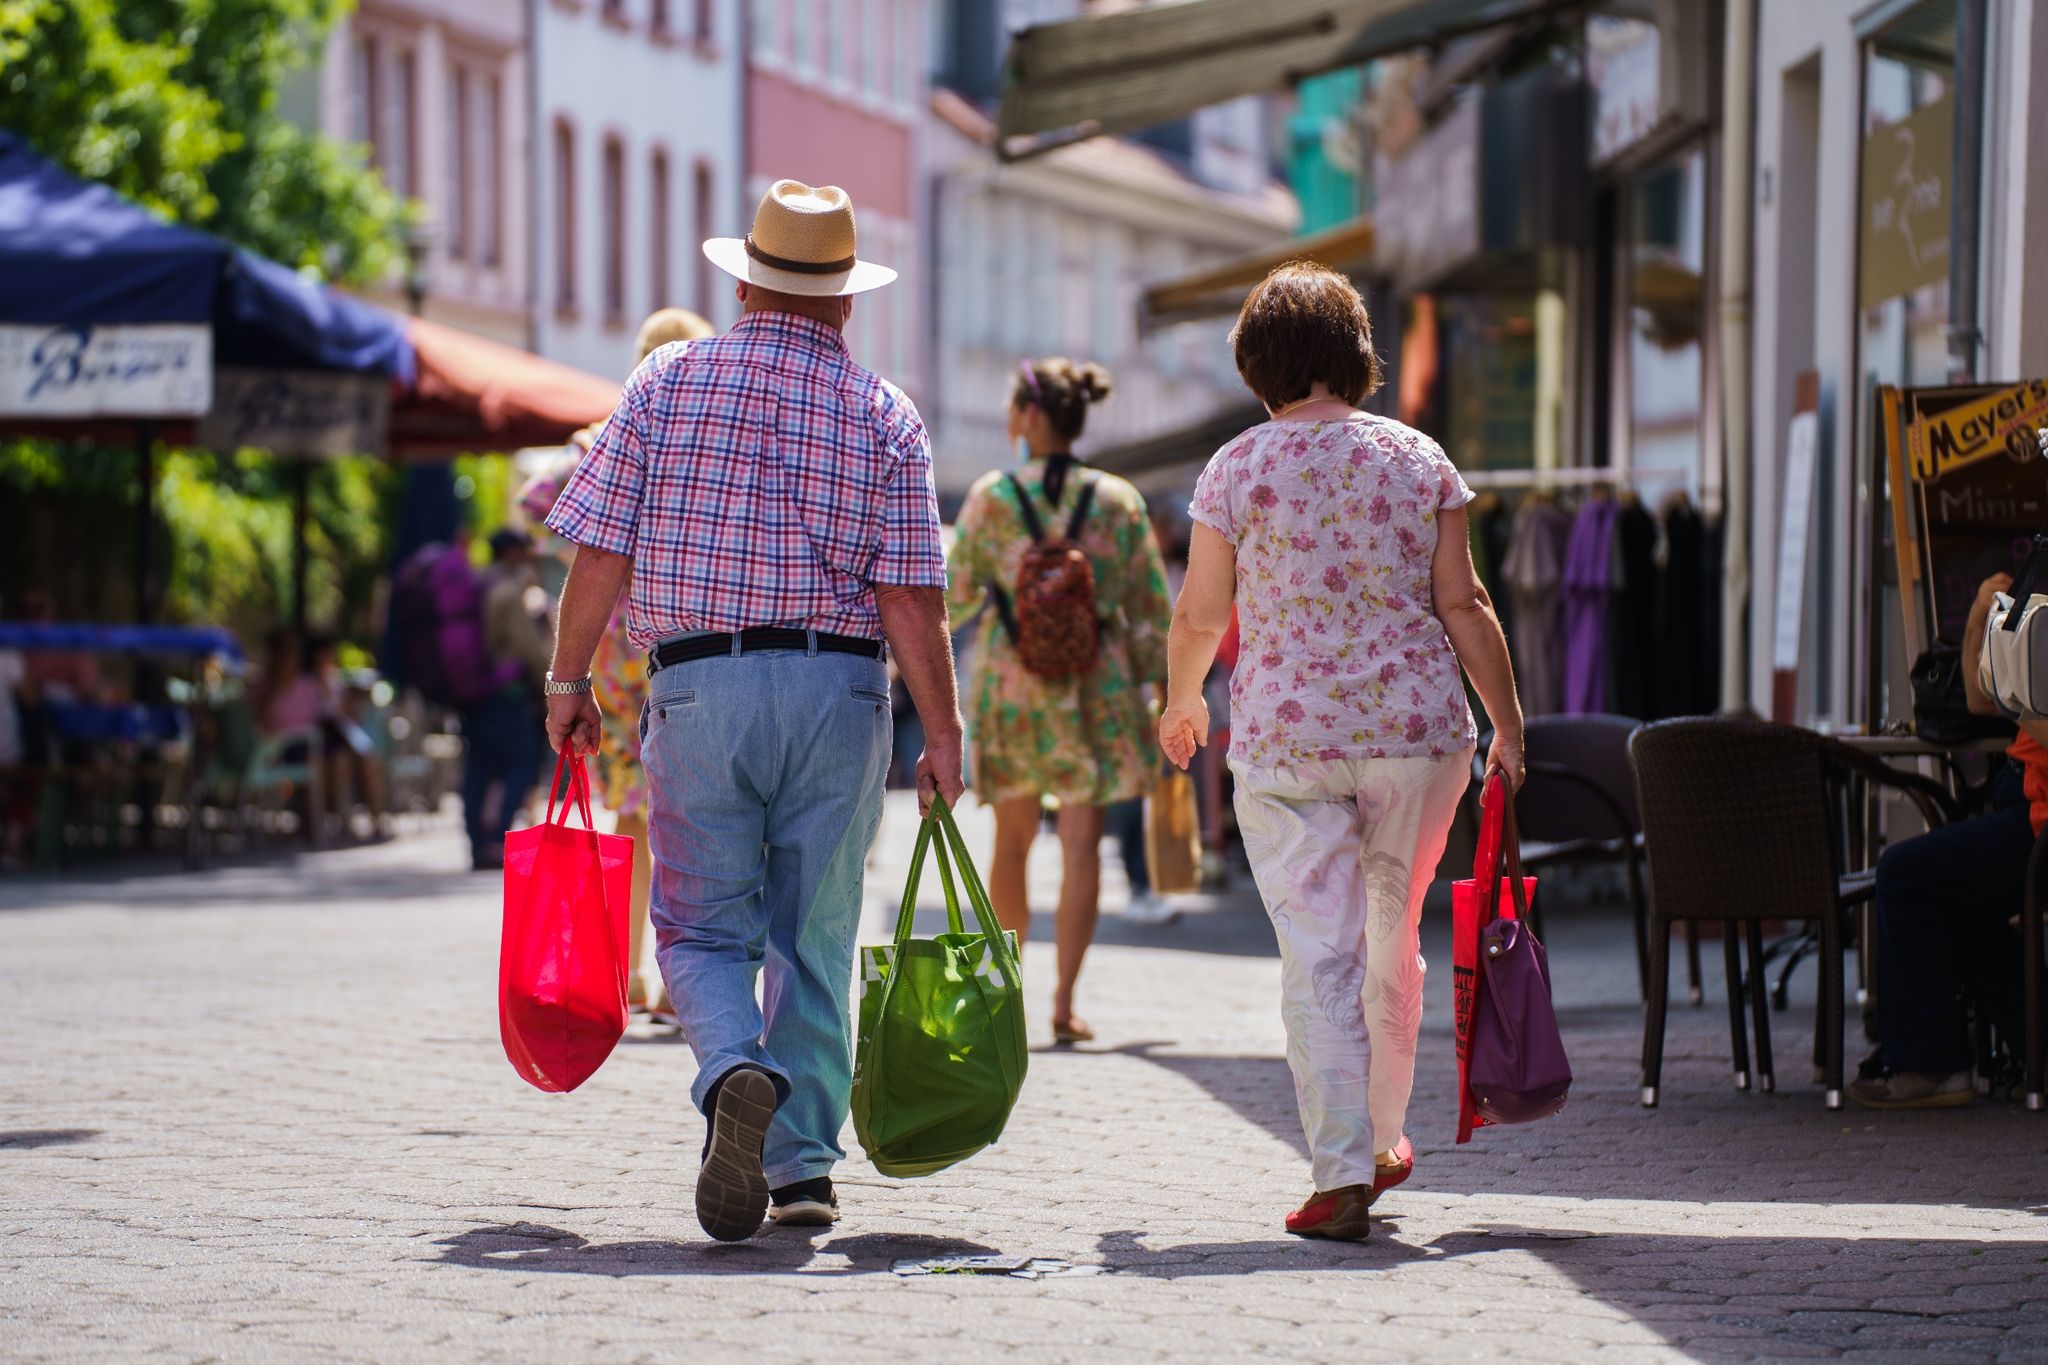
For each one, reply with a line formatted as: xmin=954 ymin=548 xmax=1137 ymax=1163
xmin=545 ymin=311 xmax=947 ymax=651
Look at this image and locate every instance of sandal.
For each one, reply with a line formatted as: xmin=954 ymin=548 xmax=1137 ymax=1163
xmin=1052 ymin=1016 xmax=1095 ymax=1045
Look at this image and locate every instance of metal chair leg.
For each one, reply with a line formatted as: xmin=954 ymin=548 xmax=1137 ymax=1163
xmin=1823 ymin=910 xmax=1846 ymax=1110
xmin=1723 ymin=930 xmax=1749 ymax=1091
xmin=1643 ymin=917 xmax=1672 ymax=1107
xmin=1746 ymin=921 xmax=1775 ymax=1093
xmin=1772 ymin=925 xmax=1815 ymax=1012
xmin=1685 ymin=921 xmax=1704 ymax=1006
xmin=1628 ymin=843 xmax=1650 ymax=1002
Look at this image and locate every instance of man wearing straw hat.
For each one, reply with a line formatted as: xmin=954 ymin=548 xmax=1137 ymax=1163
xmin=542 ymin=181 xmax=965 ymax=1241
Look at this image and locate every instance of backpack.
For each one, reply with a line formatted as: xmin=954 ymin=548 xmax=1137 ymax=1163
xmin=990 ymin=472 xmax=1100 ymax=679
xmin=391 ymin=543 xmax=518 ymax=709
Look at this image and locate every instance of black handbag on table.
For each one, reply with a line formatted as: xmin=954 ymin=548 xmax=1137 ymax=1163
xmin=1910 ymin=640 xmax=2015 ymax=745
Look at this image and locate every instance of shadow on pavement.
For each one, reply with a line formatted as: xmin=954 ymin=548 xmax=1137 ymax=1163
xmin=1107 ymin=1039 xmax=2048 ymax=1214
xmin=1420 ymin=1227 xmax=2048 ymax=1360
xmin=1094 ymin=1227 xmax=1430 ymax=1276
xmin=1094 ymin=1223 xmax=2045 ymax=1355
xmin=428 ymin=1222 xmax=1002 ymax=1277
xmin=0 ymin=1128 xmax=101 ymax=1149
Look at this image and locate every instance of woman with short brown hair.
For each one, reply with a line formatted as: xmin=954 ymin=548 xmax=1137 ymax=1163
xmin=1159 ymin=263 xmax=1524 ymax=1241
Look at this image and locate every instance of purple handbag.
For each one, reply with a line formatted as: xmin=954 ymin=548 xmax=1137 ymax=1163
xmin=1468 ymin=793 xmax=1573 ymax=1125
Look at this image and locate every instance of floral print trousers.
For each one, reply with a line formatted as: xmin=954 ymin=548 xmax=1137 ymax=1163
xmin=1233 ymin=749 xmax=1474 ymax=1193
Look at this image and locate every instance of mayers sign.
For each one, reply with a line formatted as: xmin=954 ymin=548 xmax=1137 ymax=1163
xmin=0 ymin=322 xmax=212 ymax=417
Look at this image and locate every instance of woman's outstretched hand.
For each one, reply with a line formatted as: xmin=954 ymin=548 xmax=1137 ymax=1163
xmin=1159 ymin=697 xmax=1210 ymax=770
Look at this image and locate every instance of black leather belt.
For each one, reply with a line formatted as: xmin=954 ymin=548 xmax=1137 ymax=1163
xmin=648 ymin=629 xmax=886 ymax=673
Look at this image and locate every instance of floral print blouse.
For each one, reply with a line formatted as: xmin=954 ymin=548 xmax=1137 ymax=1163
xmin=1190 ymin=413 xmax=1476 ymax=770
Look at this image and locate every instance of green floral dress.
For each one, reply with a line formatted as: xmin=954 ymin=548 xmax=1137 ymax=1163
xmin=946 ymin=460 xmax=1173 ymax=806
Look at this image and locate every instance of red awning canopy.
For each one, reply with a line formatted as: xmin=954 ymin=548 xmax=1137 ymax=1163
xmin=391 ymin=317 xmax=621 ymax=457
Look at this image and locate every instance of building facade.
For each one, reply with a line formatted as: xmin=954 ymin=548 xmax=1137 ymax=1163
xmin=310 ymin=0 xmax=534 ymax=346
xmin=924 ymin=1 xmax=1296 ymax=500
xmin=533 ymin=0 xmax=744 ymax=380
xmin=742 ymin=0 xmax=929 ymax=406
xmin=1746 ymin=0 xmax=2048 ymax=728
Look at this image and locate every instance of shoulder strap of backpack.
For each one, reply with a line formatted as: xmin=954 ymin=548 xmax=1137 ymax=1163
xmin=1063 ymin=478 xmax=1098 ymax=543
xmin=1006 ymin=473 xmax=1047 ymax=544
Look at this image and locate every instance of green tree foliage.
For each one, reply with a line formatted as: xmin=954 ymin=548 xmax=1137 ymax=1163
xmin=0 ymin=1 xmax=422 ymax=651
xmin=0 ymin=0 xmax=408 ymax=285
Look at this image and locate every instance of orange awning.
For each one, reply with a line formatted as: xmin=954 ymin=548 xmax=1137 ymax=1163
xmin=391 ymin=317 xmax=622 ymax=456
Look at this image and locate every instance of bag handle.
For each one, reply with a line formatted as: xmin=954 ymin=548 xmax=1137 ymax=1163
xmin=930 ymin=824 xmax=969 ymax=938
xmin=1478 ymin=770 xmax=1531 ymax=926
xmin=889 ymin=799 xmax=1018 ymax=952
xmin=2001 ymin=532 xmax=2048 ymax=632
xmin=543 ymin=749 xmax=597 ymax=831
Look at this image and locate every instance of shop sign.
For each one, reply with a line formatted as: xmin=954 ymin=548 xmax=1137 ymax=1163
xmin=0 ymin=322 xmax=211 ymax=417
xmin=1588 ymin=15 xmax=1661 ymax=163
xmin=199 ymin=367 xmax=389 ymax=458
xmin=1907 ymin=377 xmax=2048 ymax=481
xmin=1859 ymin=95 xmax=1953 ymax=307
xmin=1373 ymin=98 xmax=1480 ymax=290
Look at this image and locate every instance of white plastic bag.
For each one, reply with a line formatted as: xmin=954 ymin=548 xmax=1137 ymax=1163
xmin=1979 ymin=590 xmax=2048 ymax=719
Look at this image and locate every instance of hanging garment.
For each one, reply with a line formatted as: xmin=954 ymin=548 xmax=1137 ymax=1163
xmin=1501 ymin=498 xmax=1574 ymax=718
xmin=1654 ymin=497 xmax=1714 ymax=718
xmin=1609 ymin=497 xmax=1660 ymax=720
xmin=1561 ymin=498 xmax=1620 ymax=715
xmin=1479 ymin=495 xmax=1516 ymax=643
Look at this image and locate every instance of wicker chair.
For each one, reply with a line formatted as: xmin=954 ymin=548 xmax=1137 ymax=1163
xmin=1629 ymin=717 xmax=1958 ymax=1109
xmin=1512 ymin=713 xmax=1708 ymax=1004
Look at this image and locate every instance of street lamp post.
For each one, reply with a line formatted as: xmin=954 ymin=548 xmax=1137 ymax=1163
xmin=403 ymin=223 xmax=434 ymax=317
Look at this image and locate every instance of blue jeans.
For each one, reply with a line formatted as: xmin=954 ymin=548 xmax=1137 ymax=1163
xmin=642 ymin=643 xmax=891 ymax=1187
xmin=1874 ymin=763 xmax=2033 ymax=1075
xmin=461 ymin=689 xmax=540 ymax=861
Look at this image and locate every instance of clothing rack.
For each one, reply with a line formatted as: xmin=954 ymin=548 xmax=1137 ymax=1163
xmin=1462 ymin=465 xmax=1689 ymax=491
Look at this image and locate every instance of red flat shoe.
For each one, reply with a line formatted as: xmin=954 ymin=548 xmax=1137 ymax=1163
xmin=1284 ymin=1185 xmax=1371 ymax=1241
xmin=1371 ymin=1135 xmax=1414 ymax=1203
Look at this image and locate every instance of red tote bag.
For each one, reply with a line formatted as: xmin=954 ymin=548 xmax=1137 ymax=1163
xmin=498 ymin=751 xmax=634 ymax=1093
xmin=1450 ymin=772 xmax=1537 ymax=1144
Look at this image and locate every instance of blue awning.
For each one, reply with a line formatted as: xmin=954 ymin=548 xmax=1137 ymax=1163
xmin=0 ymin=131 xmax=220 ymax=324
xmin=0 ymin=129 xmax=411 ymax=381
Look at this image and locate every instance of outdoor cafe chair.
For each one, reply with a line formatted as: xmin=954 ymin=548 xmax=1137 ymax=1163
xmin=1472 ymin=715 xmax=1704 ymax=1005
xmin=1630 ymin=716 xmax=1958 ymax=1109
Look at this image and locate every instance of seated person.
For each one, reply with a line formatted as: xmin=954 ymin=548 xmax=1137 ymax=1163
xmin=261 ymin=630 xmax=388 ymax=836
xmin=1850 ymin=571 xmax=2043 ymax=1109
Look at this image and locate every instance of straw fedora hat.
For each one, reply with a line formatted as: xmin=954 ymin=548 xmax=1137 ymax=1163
xmin=702 ymin=179 xmax=897 ymax=297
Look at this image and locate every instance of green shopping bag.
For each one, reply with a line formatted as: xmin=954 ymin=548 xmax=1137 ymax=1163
xmin=851 ymin=798 xmax=1028 ymax=1178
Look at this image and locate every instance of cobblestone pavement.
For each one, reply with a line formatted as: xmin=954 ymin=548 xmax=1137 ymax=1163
xmin=4 ymin=792 xmax=2046 ymax=1364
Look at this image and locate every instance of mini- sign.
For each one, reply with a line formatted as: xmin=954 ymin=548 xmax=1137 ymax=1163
xmin=0 ymin=323 xmax=211 ymax=417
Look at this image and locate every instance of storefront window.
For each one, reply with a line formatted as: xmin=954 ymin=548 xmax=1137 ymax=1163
xmin=1859 ymin=43 xmax=1953 ymax=396
xmin=1622 ymin=149 xmax=1707 ymax=502
xmin=1859 ymin=0 xmax=1957 ymax=724
xmin=1439 ymin=295 xmax=1537 ymax=474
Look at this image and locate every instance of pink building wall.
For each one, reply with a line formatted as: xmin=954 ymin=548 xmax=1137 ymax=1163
xmin=746 ymin=71 xmax=912 ymax=220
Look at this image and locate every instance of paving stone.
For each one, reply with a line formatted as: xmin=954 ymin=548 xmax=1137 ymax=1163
xmin=2 ymin=793 xmax=2044 ymax=1362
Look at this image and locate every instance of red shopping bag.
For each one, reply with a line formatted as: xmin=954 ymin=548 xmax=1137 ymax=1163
xmin=1450 ymin=772 xmax=1537 ymax=1143
xmin=499 ymin=751 xmax=634 ymax=1092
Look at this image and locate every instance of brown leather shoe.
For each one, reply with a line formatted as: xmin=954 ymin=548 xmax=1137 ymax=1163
xmin=1285 ymin=1185 xmax=1371 ymax=1241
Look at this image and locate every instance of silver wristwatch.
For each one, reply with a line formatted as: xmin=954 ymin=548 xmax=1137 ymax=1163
xmin=543 ymin=672 xmax=594 ymax=696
